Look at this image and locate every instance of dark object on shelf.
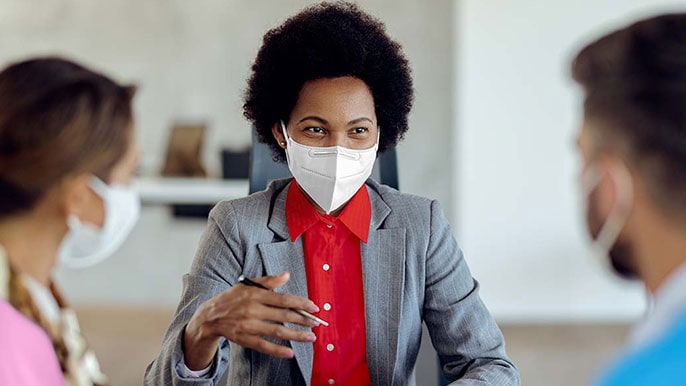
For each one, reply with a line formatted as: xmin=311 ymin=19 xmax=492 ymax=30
xmin=248 ymin=130 xmax=291 ymax=194
xmin=171 ymin=203 xmax=214 ymax=218
xmin=222 ymin=149 xmax=250 ymax=179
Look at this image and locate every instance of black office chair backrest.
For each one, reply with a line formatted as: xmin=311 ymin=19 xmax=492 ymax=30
xmin=248 ymin=129 xmax=399 ymax=194
xmin=248 ymin=130 xmax=291 ymax=194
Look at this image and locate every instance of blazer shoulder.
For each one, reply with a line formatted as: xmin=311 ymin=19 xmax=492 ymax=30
xmin=210 ymin=179 xmax=289 ymax=220
xmin=367 ymin=180 xmax=440 ymax=228
xmin=368 ymin=179 xmax=433 ymax=207
xmin=207 ymin=178 xmax=291 ymax=242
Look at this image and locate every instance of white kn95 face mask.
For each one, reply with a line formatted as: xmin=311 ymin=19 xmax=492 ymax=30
xmin=281 ymin=120 xmax=378 ymax=214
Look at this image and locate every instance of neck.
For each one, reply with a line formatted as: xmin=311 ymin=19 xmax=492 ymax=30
xmin=633 ymin=213 xmax=686 ymax=294
xmin=0 ymin=209 xmax=66 ymax=287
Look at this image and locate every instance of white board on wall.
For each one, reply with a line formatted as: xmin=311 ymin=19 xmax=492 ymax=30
xmin=453 ymin=0 xmax=686 ymax=323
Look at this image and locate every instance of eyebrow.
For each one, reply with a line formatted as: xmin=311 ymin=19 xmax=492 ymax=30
xmin=296 ymin=116 xmax=374 ymax=125
xmin=298 ymin=116 xmax=328 ymax=125
xmin=348 ymin=117 xmax=374 ymax=125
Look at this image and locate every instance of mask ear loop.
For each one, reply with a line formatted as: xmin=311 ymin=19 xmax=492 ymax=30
xmin=280 ymin=120 xmax=290 ymax=143
xmin=582 ymin=161 xmax=634 ymax=275
xmin=375 ymin=126 xmax=380 ymax=148
xmin=280 ymin=120 xmax=293 ymax=166
xmin=603 ymin=164 xmax=651 ymax=312
xmin=581 ymin=166 xmax=603 ymax=198
xmin=88 ymin=175 xmax=110 ymax=196
xmin=594 ymin=162 xmax=634 ymax=253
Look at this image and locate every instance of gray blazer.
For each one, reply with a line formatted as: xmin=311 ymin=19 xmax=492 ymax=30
xmin=145 ymin=179 xmax=519 ymax=385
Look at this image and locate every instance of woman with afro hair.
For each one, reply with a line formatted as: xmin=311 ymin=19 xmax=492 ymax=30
xmin=146 ymin=3 xmax=519 ymax=385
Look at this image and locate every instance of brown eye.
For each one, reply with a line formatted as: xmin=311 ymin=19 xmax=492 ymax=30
xmin=305 ymin=127 xmax=325 ymax=134
xmin=353 ymin=127 xmax=368 ymax=134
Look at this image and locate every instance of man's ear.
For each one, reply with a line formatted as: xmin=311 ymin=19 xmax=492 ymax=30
xmin=272 ymin=122 xmax=287 ymax=149
xmin=608 ymin=159 xmax=635 ymax=212
xmin=599 ymin=157 xmax=635 ymax=214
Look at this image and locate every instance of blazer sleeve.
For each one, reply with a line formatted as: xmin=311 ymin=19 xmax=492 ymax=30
xmin=144 ymin=202 xmax=244 ymax=386
xmin=423 ymin=200 xmax=521 ymax=385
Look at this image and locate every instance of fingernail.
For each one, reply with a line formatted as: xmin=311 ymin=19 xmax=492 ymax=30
xmin=307 ymin=333 xmax=316 ymax=342
xmin=308 ymin=303 xmax=320 ymax=313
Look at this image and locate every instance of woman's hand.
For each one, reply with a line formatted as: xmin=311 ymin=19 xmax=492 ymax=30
xmin=182 ymin=272 xmax=320 ymax=370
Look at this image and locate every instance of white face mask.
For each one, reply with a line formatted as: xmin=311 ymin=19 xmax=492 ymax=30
xmin=58 ymin=176 xmax=141 ymax=269
xmin=580 ymin=162 xmax=633 ymax=271
xmin=281 ymin=121 xmax=378 ymax=214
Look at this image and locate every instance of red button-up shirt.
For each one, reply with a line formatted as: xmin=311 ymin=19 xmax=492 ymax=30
xmin=286 ymin=180 xmax=372 ymax=386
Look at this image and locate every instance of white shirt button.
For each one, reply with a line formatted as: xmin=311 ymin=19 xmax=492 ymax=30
xmin=326 ymin=224 xmax=333 ymax=228
xmin=322 ymin=264 xmax=330 ymax=271
xmin=326 ymin=343 xmax=334 ymax=351
xmin=323 ymin=303 xmax=331 ymax=311
xmin=328 ymin=379 xmax=335 ymax=385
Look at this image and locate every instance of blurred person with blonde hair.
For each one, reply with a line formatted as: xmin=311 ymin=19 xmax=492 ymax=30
xmin=0 ymin=57 xmax=139 ymax=385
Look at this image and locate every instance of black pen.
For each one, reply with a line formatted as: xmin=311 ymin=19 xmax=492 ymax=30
xmin=237 ymin=275 xmax=329 ymax=327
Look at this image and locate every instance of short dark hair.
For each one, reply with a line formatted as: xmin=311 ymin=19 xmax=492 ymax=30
xmin=572 ymin=13 xmax=686 ymax=218
xmin=0 ymin=57 xmax=136 ymax=218
xmin=243 ymin=1 xmax=414 ymax=162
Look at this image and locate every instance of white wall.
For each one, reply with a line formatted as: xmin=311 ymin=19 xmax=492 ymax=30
xmin=455 ymin=0 xmax=685 ymax=322
xmin=9 ymin=0 xmax=674 ymax=324
xmin=0 ymin=0 xmax=453 ymax=211
xmin=0 ymin=0 xmax=454 ymax=306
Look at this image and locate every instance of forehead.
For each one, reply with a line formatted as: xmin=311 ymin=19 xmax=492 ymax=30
xmin=293 ymin=77 xmax=376 ymax=116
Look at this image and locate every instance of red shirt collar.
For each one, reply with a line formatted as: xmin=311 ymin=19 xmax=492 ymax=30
xmin=285 ymin=179 xmax=372 ymax=243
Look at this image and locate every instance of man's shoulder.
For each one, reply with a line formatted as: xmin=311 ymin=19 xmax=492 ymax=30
xmin=600 ymin=310 xmax=686 ymax=386
xmin=636 ymin=309 xmax=686 ymax=361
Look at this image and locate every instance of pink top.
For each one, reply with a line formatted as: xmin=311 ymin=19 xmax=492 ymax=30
xmin=0 ymin=299 xmax=64 ymax=386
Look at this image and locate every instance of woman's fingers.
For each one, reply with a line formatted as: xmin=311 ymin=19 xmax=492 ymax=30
xmin=242 ymin=320 xmax=317 ymax=343
xmin=232 ymin=334 xmax=295 ymax=358
xmin=219 ymin=319 xmax=316 ymax=358
xmin=253 ymin=290 xmax=320 ymax=314
xmin=198 ymin=273 xmax=326 ymax=359
xmin=234 ymin=300 xmax=320 ymax=328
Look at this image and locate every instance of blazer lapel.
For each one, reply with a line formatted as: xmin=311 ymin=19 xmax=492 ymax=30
xmin=257 ymin=182 xmax=314 ymax=385
xmin=361 ymin=184 xmax=406 ymax=385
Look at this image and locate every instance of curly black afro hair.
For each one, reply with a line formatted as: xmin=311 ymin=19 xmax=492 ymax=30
xmin=243 ymin=1 xmax=414 ymax=162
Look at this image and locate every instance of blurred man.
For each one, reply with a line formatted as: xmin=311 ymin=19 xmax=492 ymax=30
xmin=572 ymin=13 xmax=686 ymax=386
